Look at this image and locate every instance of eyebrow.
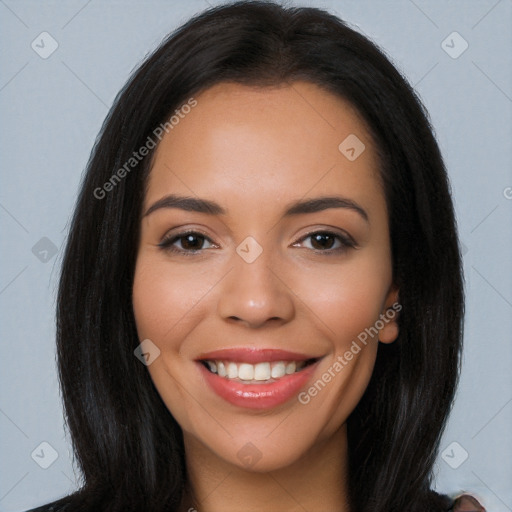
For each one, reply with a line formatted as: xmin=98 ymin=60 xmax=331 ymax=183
xmin=144 ymin=195 xmax=225 ymax=217
xmin=144 ymin=194 xmax=368 ymax=222
xmin=283 ymin=196 xmax=368 ymax=222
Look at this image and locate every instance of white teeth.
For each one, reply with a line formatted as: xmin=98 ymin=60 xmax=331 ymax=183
xmin=204 ymin=359 xmax=310 ymax=382
xmin=285 ymin=362 xmax=296 ymax=375
xmin=238 ymin=363 xmax=254 ymax=381
xmin=217 ymin=361 xmax=227 ymax=377
xmin=227 ymin=362 xmax=238 ymax=379
xmin=254 ymin=362 xmax=271 ymax=381
xmin=271 ymin=362 xmax=286 ymax=379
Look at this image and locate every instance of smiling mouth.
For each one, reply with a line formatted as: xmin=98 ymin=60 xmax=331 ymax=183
xmin=196 ymin=348 xmax=323 ymax=408
xmin=200 ymin=358 xmax=318 ymax=384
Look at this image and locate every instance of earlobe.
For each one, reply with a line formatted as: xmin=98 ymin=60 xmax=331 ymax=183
xmin=379 ymin=319 xmax=399 ymax=344
xmin=379 ymin=286 xmax=401 ymax=344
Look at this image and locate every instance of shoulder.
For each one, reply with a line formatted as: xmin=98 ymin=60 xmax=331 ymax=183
xmin=25 ymin=506 xmax=69 ymax=512
xmin=25 ymin=497 xmax=72 ymax=512
xmin=449 ymin=494 xmax=486 ymax=511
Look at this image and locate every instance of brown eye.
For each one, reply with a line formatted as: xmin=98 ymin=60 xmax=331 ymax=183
xmin=158 ymin=231 xmax=216 ymax=254
xmin=178 ymin=234 xmax=206 ymax=250
xmin=310 ymin=233 xmax=337 ymax=250
xmin=293 ymin=230 xmax=357 ymax=253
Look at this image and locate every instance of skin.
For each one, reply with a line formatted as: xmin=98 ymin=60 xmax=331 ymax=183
xmin=132 ymin=81 xmax=399 ymax=512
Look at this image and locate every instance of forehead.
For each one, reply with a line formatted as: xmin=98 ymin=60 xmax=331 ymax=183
xmin=145 ymin=81 xmax=384 ymax=217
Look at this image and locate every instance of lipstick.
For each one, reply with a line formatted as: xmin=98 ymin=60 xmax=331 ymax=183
xmin=196 ymin=348 xmax=322 ymax=409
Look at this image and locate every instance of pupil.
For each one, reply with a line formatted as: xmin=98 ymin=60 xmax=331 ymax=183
xmin=312 ymin=233 xmax=334 ymax=250
xmin=182 ymin=235 xmax=203 ymax=250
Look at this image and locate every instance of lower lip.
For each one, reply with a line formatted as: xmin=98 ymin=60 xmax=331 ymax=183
xmin=198 ymin=361 xmax=319 ymax=409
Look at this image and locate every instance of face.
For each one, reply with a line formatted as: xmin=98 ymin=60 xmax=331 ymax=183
xmin=132 ymin=81 xmax=399 ymax=473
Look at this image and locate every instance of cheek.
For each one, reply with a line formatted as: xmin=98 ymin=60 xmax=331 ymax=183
xmin=132 ymin=256 xmax=214 ymax=429
xmin=132 ymin=255 xmax=218 ymax=344
xmin=286 ymin=263 xmax=387 ymax=437
xmin=287 ymin=254 xmax=392 ymax=346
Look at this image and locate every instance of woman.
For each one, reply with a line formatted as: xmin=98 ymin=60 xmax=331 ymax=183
xmin=28 ymin=1 xmax=484 ymax=511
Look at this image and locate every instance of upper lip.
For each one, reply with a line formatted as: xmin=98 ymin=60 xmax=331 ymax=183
xmin=196 ymin=347 xmax=322 ymax=364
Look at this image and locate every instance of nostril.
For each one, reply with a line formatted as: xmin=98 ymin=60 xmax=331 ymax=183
xmin=226 ymin=316 xmax=283 ymax=328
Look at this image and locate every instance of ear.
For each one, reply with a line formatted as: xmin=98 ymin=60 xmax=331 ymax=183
xmin=378 ymin=285 xmax=401 ymax=344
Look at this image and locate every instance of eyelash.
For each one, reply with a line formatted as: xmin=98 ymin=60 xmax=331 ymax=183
xmin=158 ymin=230 xmax=217 ymax=257
xmin=158 ymin=230 xmax=357 ymax=256
xmin=293 ymin=231 xmax=357 ymax=254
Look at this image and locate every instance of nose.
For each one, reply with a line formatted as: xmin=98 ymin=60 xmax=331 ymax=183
xmin=217 ymin=254 xmax=295 ymax=329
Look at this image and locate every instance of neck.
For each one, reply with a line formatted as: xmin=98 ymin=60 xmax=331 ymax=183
xmin=179 ymin=424 xmax=350 ymax=512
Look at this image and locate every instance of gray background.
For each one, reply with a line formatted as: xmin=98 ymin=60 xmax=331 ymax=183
xmin=0 ymin=1 xmax=511 ymax=510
